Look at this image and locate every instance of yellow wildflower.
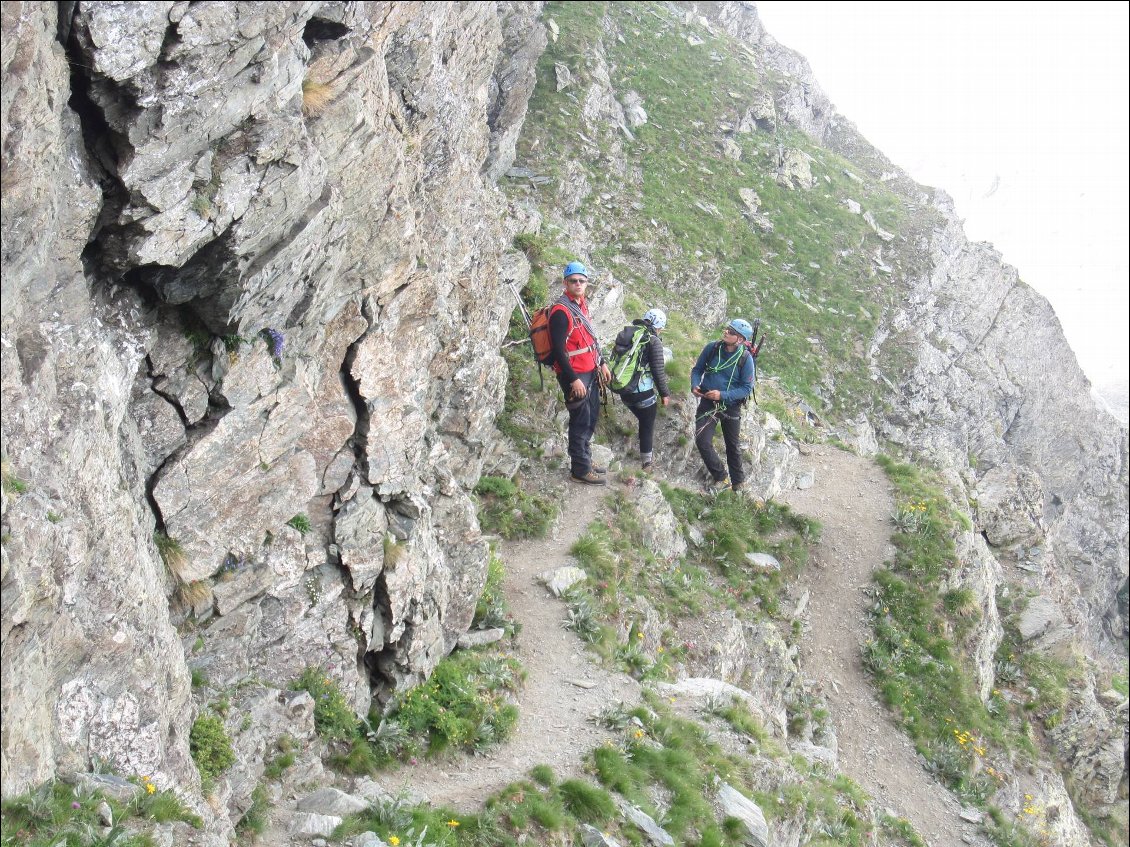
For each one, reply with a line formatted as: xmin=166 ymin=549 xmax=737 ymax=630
xmin=447 ymin=819 xmax=460 ymax=828
xmin=389 ymin=837 xmax=401 ymax=846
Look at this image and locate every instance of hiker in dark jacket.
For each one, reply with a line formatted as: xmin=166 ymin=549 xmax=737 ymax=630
xmin=614 ymin=308 xmax=670 ymax=471
xmin=550 ymin=261 xmax=612 ymax=485
xmin=691 ymin=318 xmax=755 ymax=493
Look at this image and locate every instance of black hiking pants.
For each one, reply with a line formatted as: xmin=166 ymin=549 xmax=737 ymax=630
xmin=558 ymin=370 xmax=601 ymax=475
xmin=694 ymin=399 xmax=744 ymax=485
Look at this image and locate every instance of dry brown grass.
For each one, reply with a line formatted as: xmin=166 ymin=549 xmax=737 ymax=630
xmin=155 ymin=532 xmax=191 ymax=579
xmin=178 ymin=579 xmax=212 ymax=608
xmin=301 ymin=78 xmax=336 ymax=116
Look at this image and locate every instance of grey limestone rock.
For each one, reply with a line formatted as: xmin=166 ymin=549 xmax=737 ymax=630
xmin=744 ymin=553 xmax=781 ymax=573
xmin=716 ymin=783 xmax=768 ymax=847
xmin=289 ymin=812 xmax=342 ymax=838
xmin=974 ymin=464 xmax=1046 ymax=549
xmin=634 ymin=479 xmax=687 ymax=561
xmin=776 ymin=148 xmax=817 ymax=190
xmin=538 ymin=566 xmax=588 ymax=597
xmin=617 ymin=798 xmax=675 ymax=846
xmin=1 ymin=2 xmax=538 ymax=823
xmin=297 ymin=787 xmax=370 ymax=816
xmin=581 ymin=824 xmax=624 ymax=847
xmin=457 ymin=627 xmax=507 ymax=649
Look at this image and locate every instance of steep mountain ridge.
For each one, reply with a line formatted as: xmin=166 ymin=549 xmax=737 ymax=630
xmin=2 ymin=2 xmax=1126 ymax=844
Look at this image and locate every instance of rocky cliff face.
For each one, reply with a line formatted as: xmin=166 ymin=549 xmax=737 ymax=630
xmin=1 ymin=0 xmax=542 ymax=818
xmin=3 ymin=0 xmax=1127 ymax=841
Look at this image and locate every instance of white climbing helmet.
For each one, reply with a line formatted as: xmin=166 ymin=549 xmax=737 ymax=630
xmin=643 ymin=308 xmax=667 ymax=330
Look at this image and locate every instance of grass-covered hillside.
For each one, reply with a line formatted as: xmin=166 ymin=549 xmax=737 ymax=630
xmin=508 ymin=0 xmax=924 ymax=421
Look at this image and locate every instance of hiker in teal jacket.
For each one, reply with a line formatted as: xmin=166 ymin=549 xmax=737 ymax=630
xmin=691 ymin=319 xmax=755 ymax=493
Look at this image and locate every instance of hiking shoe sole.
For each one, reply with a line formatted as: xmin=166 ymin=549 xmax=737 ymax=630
xmin=570 ymin=472 xmax=607 ymax=486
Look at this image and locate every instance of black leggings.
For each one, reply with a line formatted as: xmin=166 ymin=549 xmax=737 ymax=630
xmin=626 ymin=400 xmax=658 ymax=455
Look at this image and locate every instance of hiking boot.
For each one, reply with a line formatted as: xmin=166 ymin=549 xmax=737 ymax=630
xmin=570 ymin=470 xmax=608 ymax=486
xmin=640 ymin=453 xmax=654 ymax=472
xmin=709 ymin=477 xmax=731 ymax=494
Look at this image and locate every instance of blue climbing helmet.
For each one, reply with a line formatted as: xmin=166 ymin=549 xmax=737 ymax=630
xmin=643 ymin=308 xmax=667 ymax=330
xmin=563 ymin=261 xmax=588 ymax=279
xmin=727 ymin=318 xmax=753 ymax=341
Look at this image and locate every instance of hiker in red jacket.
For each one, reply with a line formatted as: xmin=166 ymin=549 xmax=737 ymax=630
xmin=549 ymin=261 xmax=611 ymax=485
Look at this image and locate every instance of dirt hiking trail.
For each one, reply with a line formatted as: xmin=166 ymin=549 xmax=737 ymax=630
xmin=783 ymin=445 xmax=970 ymax=847
xmin=389 ymin=448 xmax=976 ymax=845
xmin=386 ymin=479 xmax=641 ymax=808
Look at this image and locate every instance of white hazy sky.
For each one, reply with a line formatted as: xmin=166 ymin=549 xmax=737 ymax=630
xmin=756 ymin=1 xmax=1129 ymax=389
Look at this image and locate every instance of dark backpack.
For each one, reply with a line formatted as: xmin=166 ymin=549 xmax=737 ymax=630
xmin=607 ymin=324 xmax=649 ymax=393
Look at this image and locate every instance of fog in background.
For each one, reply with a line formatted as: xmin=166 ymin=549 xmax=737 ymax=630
xmin=756 ymin=1 xmax=1129 ymax=418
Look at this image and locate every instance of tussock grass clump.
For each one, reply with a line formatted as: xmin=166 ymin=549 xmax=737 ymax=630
xmin=474 ymin=475 xmax=556 ymax=540
xmin=154 ymin=531 xmax=189 ymax=578
xmin=263 ymin=736 xmax=297 ymax=780
xmin=301 ymin=78 xmax=335 ymax=115
xmin=190 ymin=713 xmax=236 ymax=783
xmin=292 ymin=667 xmax=359 ymax=742
xmin=178 ymin=579 xmax=211 ymax=608
xmin=473 ymin=550 xmax=519 ymax=635
xmin=387 ymin=651 xmax=523 ymax=758
xmin=0 ymin=777 xmax=201 ymax=845
xmin=664 ymin=484 xmax=820 ymax=617
xmin=1 ymin=455 xmax=28 ymax=499
xmin=557 ymin=779 xmax=616 ymax=824
xmin=286 ymin=513 xmax=311 ymax=534
xmin=306 ymin=651 xmax=526 ymax=776
xmin=560 ymin=485 xmax=819 ymax=679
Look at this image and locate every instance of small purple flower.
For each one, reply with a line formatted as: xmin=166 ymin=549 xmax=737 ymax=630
xmin=72 ymin=801 xmax=81 ymax=809
xmin=263 ymin=328 xmax=285 ymax=358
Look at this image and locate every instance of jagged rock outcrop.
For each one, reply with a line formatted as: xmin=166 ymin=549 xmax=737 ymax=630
xmin=876 ymin=196 xmax=1129 ymax=652
xmin=1 ymin=1 xmax=544 ymax=831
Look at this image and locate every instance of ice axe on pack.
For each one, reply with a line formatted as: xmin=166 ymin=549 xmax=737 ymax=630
xmin=508 ymin=283 xmax=534 ymax=330
xmin=746 ymin=320 xmax=765 ymax=403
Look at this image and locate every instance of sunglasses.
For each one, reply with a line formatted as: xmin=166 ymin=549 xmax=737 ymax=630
xmin=722 ymin=328 xmax=740 ymax=337
xmin=565 ymin=276 xmax=588 ymax=284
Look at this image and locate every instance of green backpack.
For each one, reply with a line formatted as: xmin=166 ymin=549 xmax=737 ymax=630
xmin=607 ymin=325 xmax=649 ymax=392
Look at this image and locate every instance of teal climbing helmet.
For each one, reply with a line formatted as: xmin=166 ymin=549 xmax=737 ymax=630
xmin=563 ymin=261 xmax=588 ymax=279
xmin=727 ymin=318 xmax=753 ymax=341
